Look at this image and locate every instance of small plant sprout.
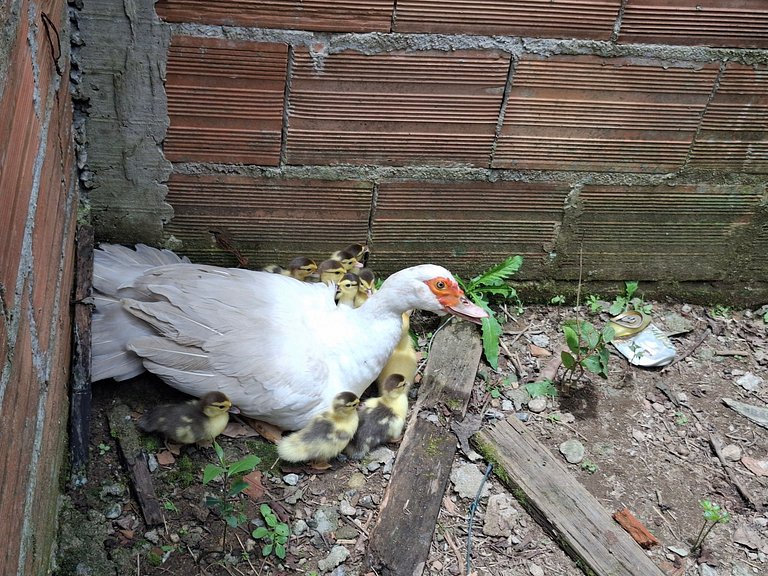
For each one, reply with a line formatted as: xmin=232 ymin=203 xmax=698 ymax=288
xmin=203 ymin=441 xmax=261 ymax=549
xmin=97 ymin=442 xmax=111 ymax=455
xmin=609 ymin=281 xmax=652 ymax=315
xmin=252 ymin=503 xmax=290 ymax=559
xmin=456 ymin=256 xmax=524 ymax=370
xmin=710 ymin=305 xmax=731 ymax=319
xmin=560 ymin=320 xmax=615 ymax=394
xmin=580 ymin=460 xmax=597 ymax=474
xmin=674 ymin=412 xmax=689 ymax=426
xmin=585 ymin=294 xmax=604 ymax=314
xmin=691 ymin=500 xmax=730 ymax=555
xmin=550 ymin=294 xmax=566 ymax=306
xmin=162 ymin=499 xmax=178 ymax=513
xmin=525 ymin=379 xmax=558 ymax=399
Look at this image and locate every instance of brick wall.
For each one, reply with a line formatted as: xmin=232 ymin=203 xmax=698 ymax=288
xmin=0 ymin=0 xmax=77 ymax=574
xmin=78 ymin=1 xmax=768 ymax=301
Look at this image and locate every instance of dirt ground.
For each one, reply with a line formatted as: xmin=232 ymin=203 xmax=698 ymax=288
xmin=55 ymin=300 xmax=768 ymax=576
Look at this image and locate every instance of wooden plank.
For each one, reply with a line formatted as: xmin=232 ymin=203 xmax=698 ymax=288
xmin=366 ymin=320 xmax=483 ymax=576
xmin=69 ymin=224 xmax=93 ymax=485
xmin=108 ymin=403 xmax=164 ymax=526
xmin=473 ymin=416 xmax=667 ymax=576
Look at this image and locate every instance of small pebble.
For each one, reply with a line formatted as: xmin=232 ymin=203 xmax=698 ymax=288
xmin=559 ymin=439 xmax=585 ymax=464
xmin=282 ymin=473 xmax=300 ymax=486
xmin=144 ymin=529 xmax=160 ymax=544
xmin=651 ymin=402 xmax=666 ymax=414
xmin=104 ymin=503 xmax=122 ymax=519
xmin=317 ymin=545 xmax=349 ymax=572
xmin=528 ymin=396 xmax=547 ymax=413
xmin=529 ymin=563 xmax=545 ymax=576
xmin=339 ymin=500 xmax=356 ymax=517
xmin=531 ymin=334 xmax=550 ymax=348
xmin=292 ymin=519 xmax=309 ymax=536
xmin=722 ymin=444 xmax=742 ymax=462
xmin=147 ymin=453 xmax=159 ymax=473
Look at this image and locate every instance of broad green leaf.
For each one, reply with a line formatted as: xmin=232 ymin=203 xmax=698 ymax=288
xmin=275 ymin=524 xmax=290 ymax=537
xmin=213 ymin=440 xmax=225 ymax=464
xmin=599 ymin=346 xmax=610 ymax=371
xmin=227 ymin=479 xmax=248 ymax=498
xmin=226 ymin=514 xmax=240 ymax=528
xmin=228 ymin=455 xmax=261 ymax=476
xmin=203 ymin=464 xmax=226 ymax=485
xmin=582 ymin=354 xmax=603 ymax=375
xmin=275 ymin=534 xmax=288 ymax=545
xmin=563 ymin=325 xmax=580 ymax=354
xmin=275 ymin=543 xmax=286 ymax=559
xmin=262 ymin=544 xmax=273 ymax=557
xmin=260 ymin=503 xmax=272 ymax=517
xmin=265 ymin=513 xmax=277 ymax=527
xmin=561 ymin=351 xmax=577 ymax=370
xmin=525 ymin=380 xmax=558 ymax=399
xmin=609 ymin=297 xmax=627 ymax=315
xmin=205 ymin=495 xmax=222 ymax=508
xmin=601 ymin=324 xmax=616 ymax=343
xmin=252 ymin=527 xmax=269 ymax=539
xmin=624 ymin=281 xmax=638 ymax=299
xmin=476 ymin=285 xmax=513 ymax=298
xmin=584 ymin=326 xmax=600 ymax=349
xmin=481 ymin=314 xmax=501 ymax=370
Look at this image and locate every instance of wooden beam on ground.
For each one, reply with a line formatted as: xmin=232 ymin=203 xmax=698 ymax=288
xmin=367 ymin=320 xmax=482 ymax=576
xmin=108 ymin=403 xmax=164 ymax=526
xmin=473 ymin=415 xmax=667 ymax=576
xmin=69 ymin=224 xmax=93 ymax=485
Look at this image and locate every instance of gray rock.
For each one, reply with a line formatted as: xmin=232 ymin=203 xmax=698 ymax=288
xmin=505 ymin=388 xmax=531 ymax=411
xmin=529 ymin=563 xmax=545 ymax=576
xmin=482 ymin=493 xmax=518 ymax=537
xmin=660 ymin=312 xmax=695 ymax=336
xmin=318 ymin=545 xmax=349 ymax=572
xmin=501 ymin=399 xmax=514 ymax=412
xmin=339 ymin=499 xmax=356 ymax=517
xmin=528 ymin=396 xmax=547 ymax=413
xmin=700 ymin=564 xmax=719 ymax=576
xmin=531 ymin=333 xmax=550 ymax=348
xmin=144 ymin=529 xmax=160 ymax=544
xmin=559 ymin=439 xmax=585 ymax=464
xmin=147 ymin=453 xmax=159 ymax=473
xmin=736 ymin=372 xmax=764 ymax=392
xmin=358 ymin=495 xmax=378 ymax=509
xmin=104 ymin=503 xmax=122 ymax=519
xmin=312 ymin=506 xmax=340 ymax=535
xmin=99 ymin=483 xmax=125 ymax=500
xmin=347 ymin=472 xmax=366 ymax=489
xmin=292 ymin=519 xmax=309 ymax=536
xmin=368 ymin=446 xmax=395 ymax=464
xmin=722 ymin=444 xmax=742 ymax=462
xmin=730 ymin=562 xmax=752 ymax=576
xmin=285 ymin=487 xmax=303 ymax=505
xmin=450 ymin=463 xmax=491 ymax=500
xmin=282 ymin=473 xmax=300 ymax=486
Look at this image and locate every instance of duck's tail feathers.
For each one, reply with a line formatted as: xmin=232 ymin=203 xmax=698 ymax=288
xmin=91 ymin=244 xmax=190 ymax=382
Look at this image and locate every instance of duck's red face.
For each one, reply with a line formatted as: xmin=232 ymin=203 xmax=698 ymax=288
xmin=424 ymin=277 xmax=489 ymax=325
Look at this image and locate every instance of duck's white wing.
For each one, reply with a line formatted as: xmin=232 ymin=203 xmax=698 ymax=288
xmin=123 ymin=265 xmax=340 ymax=424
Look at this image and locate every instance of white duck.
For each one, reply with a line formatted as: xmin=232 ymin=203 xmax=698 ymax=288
xmin=91 ymin=244 xmax=487 ymax=430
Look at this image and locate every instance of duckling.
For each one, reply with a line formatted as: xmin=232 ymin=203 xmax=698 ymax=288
xmin=331 ymin=249 xmax=363 ymax=273
xmin=345 ymin=374 xmax=410 ymax=460
xmin=331 ymin=243 xmax=369 ymax=266
xmin=277 ymin=392 xmax=360 ymax=469
xmin=354 ymin=268 xmax=377 ymax=308
xmin=262 ymin=256 xmax=317 ymax=281
xmin=335 ymin=273 xmax=360 ymax=307
xmin=376 ymin=310 xmax=418 ymax=385
xmin=315 ymin=259 xmax=347 ymax=285
xmin=137 ymin=391 xmax=237 ymax=444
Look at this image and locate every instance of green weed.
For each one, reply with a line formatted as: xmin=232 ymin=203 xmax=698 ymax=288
xmin=456 ymin=256 xmax=524 ymax=370
xmin=525 ymin=379 xmax=558 ymax=399
xmin=252 ymin=503 xmax=290 ymax=560
xmin=691 ymin=500 xmax=730 ymax=555
xmin=560 ymin=320 xmax=615 ymax=393
xmin=550 ymin=294 xmax=566 ymax=306
xmin=609 ymin=281 xmax=652 ymax=315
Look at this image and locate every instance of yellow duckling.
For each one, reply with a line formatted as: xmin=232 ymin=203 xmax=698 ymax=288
xmin=335 ymin=273 xmax=360 ymax=307
xmin=315 ymin=259 xmax=347 ymax=285
xmin=262 ymin=256 xmax=317 ymax=281
xmin=331 ymin=243 xmax=369 ymax=266
xmin=345 ymin=374 xmax=410 ymax=460
xmin=330 ymin=249 xmax=362 ymax=272
xmin=137 ymin=391 xmax=237 ymax=444
xmin=277 ymin=392 xmax=360 ymax=469
xmin=376 ymin=310 xmax=418 ymax=385
xmin=354 ymin=268 xmax=377 ymax=308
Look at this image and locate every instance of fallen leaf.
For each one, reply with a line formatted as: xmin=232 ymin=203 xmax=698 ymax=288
xmin=442 ymin=495 xmax=457 ymax=515
xmin=529 ymin=344 xmax=552 ymax=358
xmin=167 ymin=442 xmax=182 ymax=456
xmin=156 ymin=450 xmax=176 ymax=466
xmin=243 ymin=470 xmax=266 ymax=501
xmin=220 ymin=421 xmax=261 ymax=439
xmin=741 ymin=455 xmax=768 ymax=477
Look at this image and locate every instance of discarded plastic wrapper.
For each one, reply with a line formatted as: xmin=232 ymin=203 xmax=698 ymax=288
xmin=609 ymin=311 xmax=676 ymax=367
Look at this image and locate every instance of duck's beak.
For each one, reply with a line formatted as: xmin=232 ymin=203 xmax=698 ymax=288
xmin=445 ymin=295 xmax=488 ymax=325
xmin=228 ymin=405 xmax=241 ymax=415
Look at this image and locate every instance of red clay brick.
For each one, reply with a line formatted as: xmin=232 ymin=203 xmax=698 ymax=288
xmin=156 ymin=0 xmax=394 ymax=33
xmin=689 ymin=63 xmax=768 ymax=173
xmin=494 ymin=55 xmax=719 ymax=172
xmin=0 ymin=291 xmax=37 ymax=572
xmin=164 ymin=36 xmax=288 ymax=165
xmin=619 ymin=0 xmax=768 ymax=48
xmin=287 ymin=49 xmax=509 ymax=167
xmin=370 ymin=180 xmax=569 ymax=276
xmin=395 ymin=0 xmax=620 ymax=40
xmin=163 ymin=173 xmax=373 ymax=267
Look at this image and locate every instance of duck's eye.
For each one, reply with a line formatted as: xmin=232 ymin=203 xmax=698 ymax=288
xmin=436 ymin=280 xmax=446 ymax=290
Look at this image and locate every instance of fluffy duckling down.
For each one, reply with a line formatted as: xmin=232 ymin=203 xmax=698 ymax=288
xmin=335 ymin=273 xmax=359 ymax=307
xmin=262 ymin=256 xmax=317 ymax=281
xmin=345 ymin=374 xmax=411 ymax=460
xmin=277 ymin=392 xmax=360 ymax=469
xmin=376 ymin=311 xmax=418 ymax=386
xmin=137 ymin=391 xmax=236 ymax=444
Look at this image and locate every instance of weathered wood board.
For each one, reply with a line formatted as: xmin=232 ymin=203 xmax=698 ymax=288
xmin=366 ymin=320 xmax=483 ymax=576
xmin=69 ymin=224 xmax=93 ymax=483
xmin=473 ymin=415 xmax=667 ymax=576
